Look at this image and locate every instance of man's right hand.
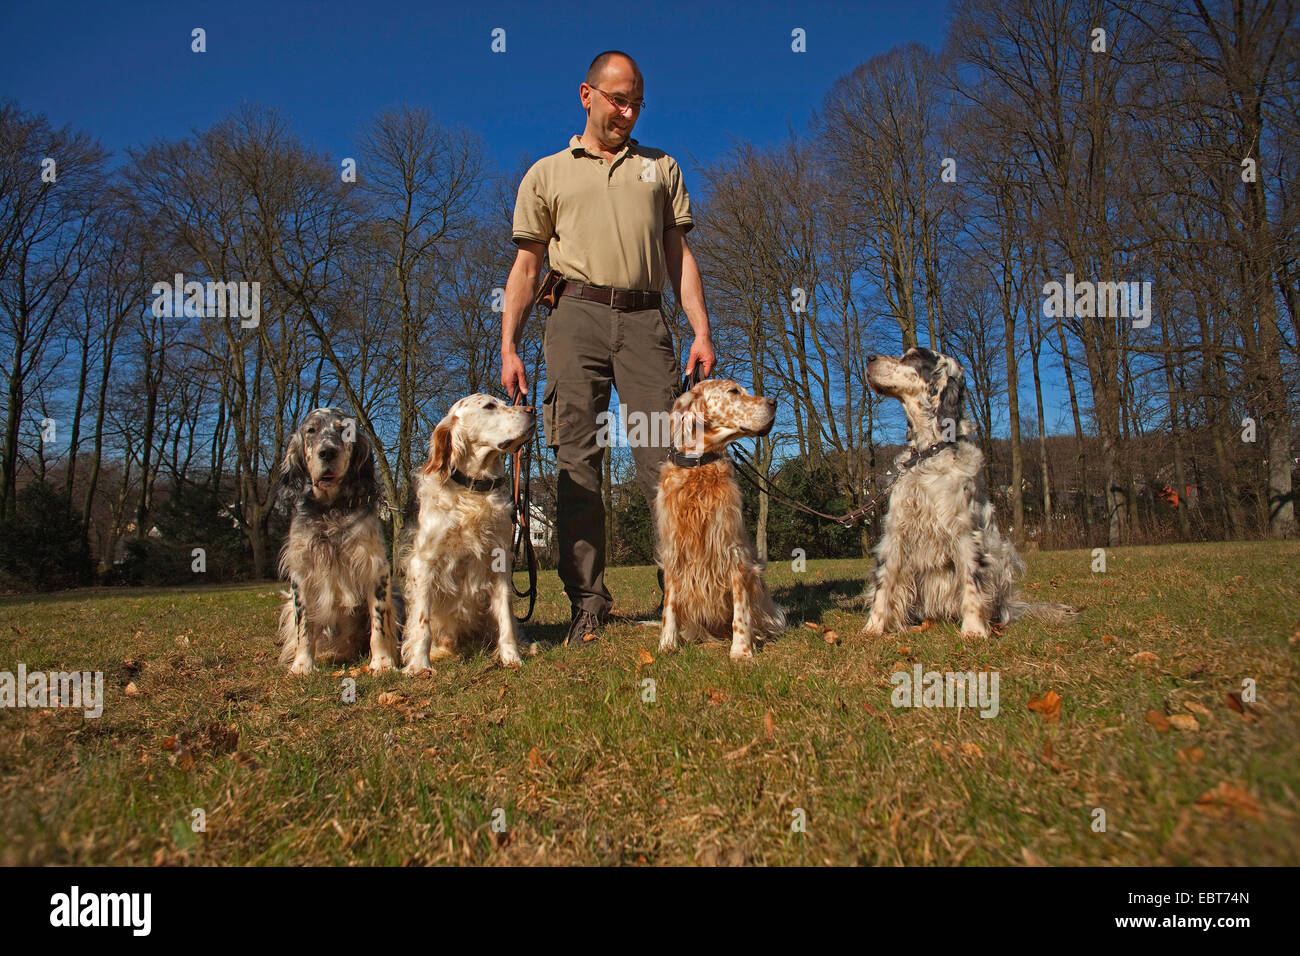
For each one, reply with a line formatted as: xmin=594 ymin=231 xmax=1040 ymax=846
xmin=501 ymin=350 xmax=529 ymax=400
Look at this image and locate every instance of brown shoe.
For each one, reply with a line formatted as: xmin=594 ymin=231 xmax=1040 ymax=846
xmin=564 ymin=607 xmax=606 ymax=647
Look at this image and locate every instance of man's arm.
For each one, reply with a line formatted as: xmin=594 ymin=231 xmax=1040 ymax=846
xmin=663 ymin=225 xmax=715 ymax=377
xmin=500 ymin=239 xmax=546 ymax=399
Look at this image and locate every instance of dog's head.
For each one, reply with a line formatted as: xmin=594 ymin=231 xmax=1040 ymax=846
xmin=280 ymin=407 xmax=377 ymax=509
xmin=421 ymin=394 xmax=536 ymax=479
xmin=866 ymin=347 xmax=968 ymax=446
xmin=670 ymin=379 xmax=776 ymax=455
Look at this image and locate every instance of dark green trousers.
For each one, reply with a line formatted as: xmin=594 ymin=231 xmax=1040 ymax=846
xmin=541 ymin=295 xmax=680 ymax=616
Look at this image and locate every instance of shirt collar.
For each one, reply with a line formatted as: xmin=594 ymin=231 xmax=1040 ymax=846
xmin=569 ymin=134 xmax=638 ymax=161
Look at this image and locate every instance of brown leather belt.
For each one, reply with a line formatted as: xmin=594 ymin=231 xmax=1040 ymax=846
xmin=560 ymin=281 xmax=661 ymax=312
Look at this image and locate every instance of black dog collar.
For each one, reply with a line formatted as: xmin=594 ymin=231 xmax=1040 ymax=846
xmin=667 ymin=448 xmax=724 ymax=468
xmin=449 ymin=468 xmax=509 ymax=493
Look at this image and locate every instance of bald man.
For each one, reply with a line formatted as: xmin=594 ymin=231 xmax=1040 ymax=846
xmin=501 ymin=49 xmax=716 ymax=648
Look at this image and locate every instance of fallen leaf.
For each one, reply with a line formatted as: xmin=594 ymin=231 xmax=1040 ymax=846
xmin=1194 ymin=782 xmax=1264 ymax=821
xmin=704 ymin=688 xmax=728 ymax=706
xmin=763 ymin=711 xmax=774 ymax=740
xmin=803 ymin=622 xmax=820 ymax=631
xmin=1176 ymin=746 xmax=1205 ymax=764
xmin=527 ymin=746 xmax=544 ymax=770
xmin=1102 ymin=634 xmax=1119 ymax=645
xmin=909 ymin=620 xmax=934 ymax=633
xmin=823 ymin=630 xmax=840 ymax=645
xmin=161 ymin=736 xmax=177 ymax=751
xmin=896 ymin=645 xmax=911 ymax=655
xmin=1027 ymin=690 xmax=1062 ymax=723
xmin=889 ymin=660 xmax=910 ymax=675
xmin=1145 ymin=709 xmax=1171 ymax=732
xmin=1184 ymin=700 xmax=1213 ymax=718
xmin=1168 ymin=714 xmax=1200 ymax=732
xmin=124 ymin=682 xmax=139 ymax=696
xmin=1225 ymin=692 xmax=1245 ymax=714
xmin=377 ymin=691 xmax=405 ymax=707
xmin=637 ymin=648 xmax=655 ymax=665
xmin=1129 ymin=651 xmax=1160 ymax=665
xmin=1021 ymin=847 xmax=1048 ymax=866
xmin=176 ymin=748 xmax=194 ymax=772
xmin=959 ymin=741 xmax=983 ymax=758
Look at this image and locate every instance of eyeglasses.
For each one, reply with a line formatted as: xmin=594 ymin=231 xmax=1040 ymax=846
xmin=589 ymin=86 xmax=646 ymax=114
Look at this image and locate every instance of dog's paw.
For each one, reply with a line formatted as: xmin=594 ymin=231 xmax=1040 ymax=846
xmin=288 ymin=657 xmax=314 ymax=676
xmin=961 ymin=623 xmax=990 ymax=641
xmin=401 ymin=660 xmax=431 ymax=676
xmin=369 ymin=655 xmax=396 ymax=674
xmin=498 ymin=647 xmax=523 ymax=669
xmin=658 ymin=635 xmax=678 ymax=653
xmin=860 ymin=619 xmax=886 ymax=639
xmin=729 ymin=644 xmax=754 ymax=661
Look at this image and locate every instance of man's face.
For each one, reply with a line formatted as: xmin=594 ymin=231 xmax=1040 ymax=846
xmin=581 ymin=57 xmax=642 ymax=147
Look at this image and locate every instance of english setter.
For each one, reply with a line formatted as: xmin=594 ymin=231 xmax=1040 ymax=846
xmin=276 ymin=408 xmax=398 ymax=675
xmin=400 ymin=394 xmax=535 ymax=672
xmin=657 ymin=379 xmax=786 ymax=661
xmin=860 ymin=347 xmax=1075 ymax=639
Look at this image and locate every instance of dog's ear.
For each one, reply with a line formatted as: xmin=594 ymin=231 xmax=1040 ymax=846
xmin=933 ymin=360 xmax=966 ymax=435
xmin=422 ymin=416 xmax=454 ymax=477
xmin=344 ymin=421 xmax=378 ymax=498
xmin=277 ymin=428 xmax=309 ymax=510
xmin=669 ymin=387 xmax=705 ymax=450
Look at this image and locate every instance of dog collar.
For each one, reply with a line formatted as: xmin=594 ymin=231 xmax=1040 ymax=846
xmin=449 ymin=468 xmax=509 ymax=493
xmin=667 ymin=448 xmax=724 ymax=468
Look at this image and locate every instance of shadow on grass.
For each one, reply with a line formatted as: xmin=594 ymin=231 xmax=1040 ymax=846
xmin=772 ymin=577 xmax=869 ymax=625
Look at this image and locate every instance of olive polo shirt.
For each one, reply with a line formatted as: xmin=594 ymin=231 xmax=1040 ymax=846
xmin=512 ymin=135 xmax=694 ymax=292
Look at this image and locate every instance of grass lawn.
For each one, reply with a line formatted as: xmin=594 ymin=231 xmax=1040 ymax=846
xmin=1 ymin=540 xmax=1296 ymax=865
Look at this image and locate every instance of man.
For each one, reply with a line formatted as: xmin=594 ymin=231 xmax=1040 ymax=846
xmin=500 ymin=50 xmax=716 ymax=647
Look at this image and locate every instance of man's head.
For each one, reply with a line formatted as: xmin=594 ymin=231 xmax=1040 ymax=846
xmin=580 ymin=50 xmax=644 ymax=149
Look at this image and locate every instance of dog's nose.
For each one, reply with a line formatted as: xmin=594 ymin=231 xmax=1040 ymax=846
xmin=519 ymin=406 xmax=535 ymax=415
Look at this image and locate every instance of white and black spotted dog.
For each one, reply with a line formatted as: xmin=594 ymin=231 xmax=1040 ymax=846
xmin=276 ymin=408 xmax=398 ymax=675
xmin=860 ymin=347 xmax=1075 ymax=640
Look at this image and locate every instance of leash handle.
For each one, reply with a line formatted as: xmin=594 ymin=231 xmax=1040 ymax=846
xmin=681 ymin=362 xmax=704 ymax=397
xmin=510 ymin=390 xmax=538 ymax=622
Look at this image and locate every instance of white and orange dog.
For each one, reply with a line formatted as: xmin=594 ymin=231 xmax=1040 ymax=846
xmin=656 ymin=379 xmax=785 ymax=660
xmin=400 ymin=394 xmax=535 ymax=671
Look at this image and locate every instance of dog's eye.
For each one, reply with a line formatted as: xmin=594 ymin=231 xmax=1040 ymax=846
xmin=729 ymin=388 xmax=740 ymax=395
xmin=485 ymin=402 xmax=498 ymax=410
xmin=305 ymin=427 xmax=316 ymax=435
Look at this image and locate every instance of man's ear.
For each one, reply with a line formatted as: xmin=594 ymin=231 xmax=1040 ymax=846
xmin=422 ymin=417 xmax=454 ymax=476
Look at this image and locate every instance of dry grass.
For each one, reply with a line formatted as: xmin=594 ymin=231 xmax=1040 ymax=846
xmin=0 ymin=540 xmax=1296 ymax=865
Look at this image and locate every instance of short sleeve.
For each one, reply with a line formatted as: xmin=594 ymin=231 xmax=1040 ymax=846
xmin=662 ymin=156 xmax=693 ymax=234
xmin=512 ymin=162 xmax=553 ymax=244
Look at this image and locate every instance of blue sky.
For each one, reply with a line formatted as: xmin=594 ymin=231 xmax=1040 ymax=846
xmin=0 ymin=0 xmax=950 ymax=187
xmin=4 ymin=1 xmax=1083 ymax=442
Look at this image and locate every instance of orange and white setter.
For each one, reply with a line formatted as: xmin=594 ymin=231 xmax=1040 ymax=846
xmin=655 ymin=379 xmax=785 ymax=660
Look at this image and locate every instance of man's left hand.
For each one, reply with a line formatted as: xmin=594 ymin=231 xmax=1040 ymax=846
xmin=684 ymin=336 xmax=715 ymax=378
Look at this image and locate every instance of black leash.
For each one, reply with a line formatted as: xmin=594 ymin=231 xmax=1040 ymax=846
xmin=730 ymin=440 xmax=961 ymax=528
xmin=509 ymin=394 xmax=538 ymax=623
